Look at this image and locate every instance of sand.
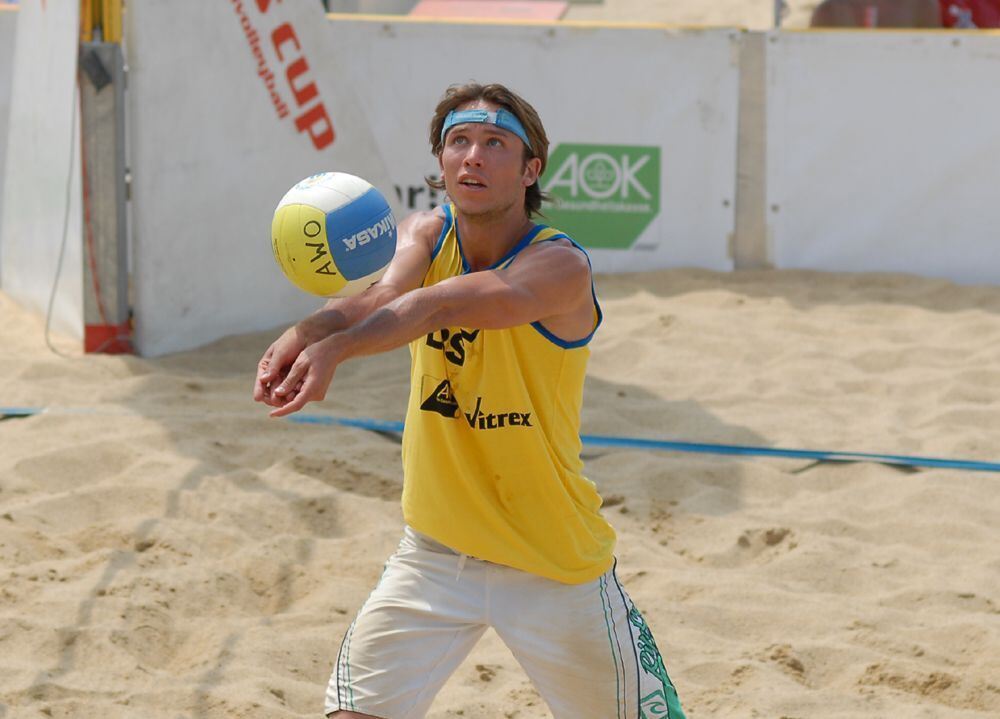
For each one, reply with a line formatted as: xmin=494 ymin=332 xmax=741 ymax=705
xmin=2 ymin=267 xmax=1000 ymax=718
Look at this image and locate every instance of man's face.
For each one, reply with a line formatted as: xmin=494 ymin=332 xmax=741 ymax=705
xmin=438 ymin=100 xmax=541 ymax=220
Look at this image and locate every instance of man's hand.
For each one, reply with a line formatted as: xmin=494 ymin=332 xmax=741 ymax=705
xmin=253 ymin=208 xmax=441 ymax=413
xmin=253 ymin=325 xmax=308 ymax=407
xmin=267 ymin=334 xmax=345 ymax=418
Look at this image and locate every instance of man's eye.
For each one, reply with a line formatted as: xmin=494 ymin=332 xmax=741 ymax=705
xmin=488 ymin=138 xmax=502 ymax=147
xmin=452 ymin=136 xmax=468 ymax=145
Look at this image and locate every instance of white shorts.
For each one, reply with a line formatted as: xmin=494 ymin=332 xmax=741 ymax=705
xmin=325 ymin=527 xmax=685 ymax=719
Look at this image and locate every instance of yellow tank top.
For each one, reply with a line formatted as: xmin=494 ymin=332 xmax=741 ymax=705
xmin=400 ymin=204 xmax=616 ymax=584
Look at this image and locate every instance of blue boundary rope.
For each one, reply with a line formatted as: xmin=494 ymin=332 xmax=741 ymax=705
xmin=4 ymin=406 xmax=1000 ymax=474
xmin=287 ymin=414 xmax=1000 ymax=473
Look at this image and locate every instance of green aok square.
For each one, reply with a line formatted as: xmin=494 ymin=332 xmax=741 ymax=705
xmin=540 ymin=144 xmax=661 ymax=250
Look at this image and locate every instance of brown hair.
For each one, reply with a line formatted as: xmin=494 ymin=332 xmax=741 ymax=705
xmin=426 ymin=82 xmax=550 ymax=218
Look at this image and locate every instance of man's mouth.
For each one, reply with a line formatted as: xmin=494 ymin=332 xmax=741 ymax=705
xmin=459 ymin=176 xmax=487 ymax=188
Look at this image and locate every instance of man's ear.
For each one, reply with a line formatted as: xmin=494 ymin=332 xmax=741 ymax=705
xmin=523 ymin=157 xmax=542 ymax=187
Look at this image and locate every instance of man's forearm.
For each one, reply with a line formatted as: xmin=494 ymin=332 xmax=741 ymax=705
xmin=334 ymin=286 xmax=447 ymax=362
xmin=298 ymin=284 xmax=402 ymax=344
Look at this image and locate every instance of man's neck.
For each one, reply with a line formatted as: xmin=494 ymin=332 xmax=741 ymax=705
xmin=454 ymin=205 xmax=535 ymax=272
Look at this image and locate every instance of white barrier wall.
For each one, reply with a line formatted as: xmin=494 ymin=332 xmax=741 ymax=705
xmin=0 ymin=5 xmax=17 ymax=259
xmin=327 ymin=18 xmax=740 ymax=273
xmin=126 ymin=11 xmax=740 ymax=355
xmin=0 ymin=1 xmax=83 ymax=338
xmin=27 ymin=11 xmax=1000 ymax=356
xmin=766 ymin=31 xmax=1000 ymax=284
xmin=126 ymin=0 xmax=396 ymax=356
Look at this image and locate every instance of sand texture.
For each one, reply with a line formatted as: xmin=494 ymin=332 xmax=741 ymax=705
xmin=2 ymin=268 xmax=1000 ymax=718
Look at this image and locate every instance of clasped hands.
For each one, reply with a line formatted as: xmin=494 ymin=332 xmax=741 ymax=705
xmin=253 ymin=328 xmax=343 ymax=418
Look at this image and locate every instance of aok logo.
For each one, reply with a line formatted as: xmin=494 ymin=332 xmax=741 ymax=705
xmin=541 ymin=144 xmax=661 ymax=250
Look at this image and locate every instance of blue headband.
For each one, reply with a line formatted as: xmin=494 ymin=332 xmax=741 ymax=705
xmin=440 ymin=108 xmax=532 ymax=150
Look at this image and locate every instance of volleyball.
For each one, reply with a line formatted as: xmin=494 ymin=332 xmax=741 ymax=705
xmin=271 ymin=172 xmax=397 ymax=297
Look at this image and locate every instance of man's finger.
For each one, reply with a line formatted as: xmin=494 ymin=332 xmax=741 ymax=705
xmin=275 ymin=359 xmax=307 ymax=397
xmin=253 ymin=365 xmax=276 ymax=402
xmin=269 ymin=366 xmax=328 ymax=417
xmin=259 ymin=382 xmax=284 ymax=406
xmin=269 ymin=391 xmax=309 ymax=418
xmin=253 ymin=378 xmax=268 ymax=403
xmin=257 ymin=346 xmax=276 ymax=379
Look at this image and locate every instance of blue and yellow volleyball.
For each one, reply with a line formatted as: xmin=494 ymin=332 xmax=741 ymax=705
xmin=271 ymin=172 xmax=397 ymax=297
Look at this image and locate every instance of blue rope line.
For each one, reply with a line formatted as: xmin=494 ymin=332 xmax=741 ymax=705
xmin=286 ymin=413 xmax=1000 ymax=474
xmin=0 ymin=407 xmax=43 ymax=416
xmin=4 ymin=406 xmax=999 ymax=473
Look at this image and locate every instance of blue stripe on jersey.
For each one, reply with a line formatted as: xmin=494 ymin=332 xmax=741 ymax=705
xmin=454 ymin=218 xmax=545 ymax=273
xmin=528 ymin=234 xmax=604 ymax=348
xmin=436 ymin=208 xmax=602 ymax=347
xmin=429 ymin=203 xmax=453 ymax=262
xmin=488 ymin=224 xmax=545 ymax=271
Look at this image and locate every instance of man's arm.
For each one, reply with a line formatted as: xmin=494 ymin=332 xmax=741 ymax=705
xmin=300 ymin=209 xmax=446 ymax=337
xmin=253 ymin=208 xmax=442 ymax=406
xmin=267 ymin=241 xmax=593 ymax=417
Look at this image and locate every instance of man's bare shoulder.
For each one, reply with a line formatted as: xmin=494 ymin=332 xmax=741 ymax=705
xmin=399 ymin=207 xmax=447 ymax=250
xmin=518 ymin=236 xmax=588 ymax=266
xmin=511 ymin=237 xmax=592 ymax=290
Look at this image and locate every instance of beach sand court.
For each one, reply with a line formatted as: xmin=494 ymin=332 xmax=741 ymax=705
xmin=2 ymin=268 xmax=999 ymax=717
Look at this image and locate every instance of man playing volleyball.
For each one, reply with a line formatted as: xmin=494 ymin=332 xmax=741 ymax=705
xmin=254 ymin=82 xmax=686 ymax=719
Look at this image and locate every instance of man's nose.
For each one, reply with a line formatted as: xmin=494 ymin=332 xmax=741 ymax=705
xmin=463 ymin=142 xmax=485 ymax=165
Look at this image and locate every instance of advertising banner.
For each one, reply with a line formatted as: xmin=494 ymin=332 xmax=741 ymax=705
xmin=0 ymin=0 xmax=83 ymax=338
xmin=327 ymin=18 xmax=740 ymax=274
xmin=127 ymin=0 xmax=396 ymax=356
xmin=767 ymin=31 xmax=1000 ymax=284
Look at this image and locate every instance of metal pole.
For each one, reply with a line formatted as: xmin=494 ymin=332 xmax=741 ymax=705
xmin=79 ymin=42 xmax=131 ymax=353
